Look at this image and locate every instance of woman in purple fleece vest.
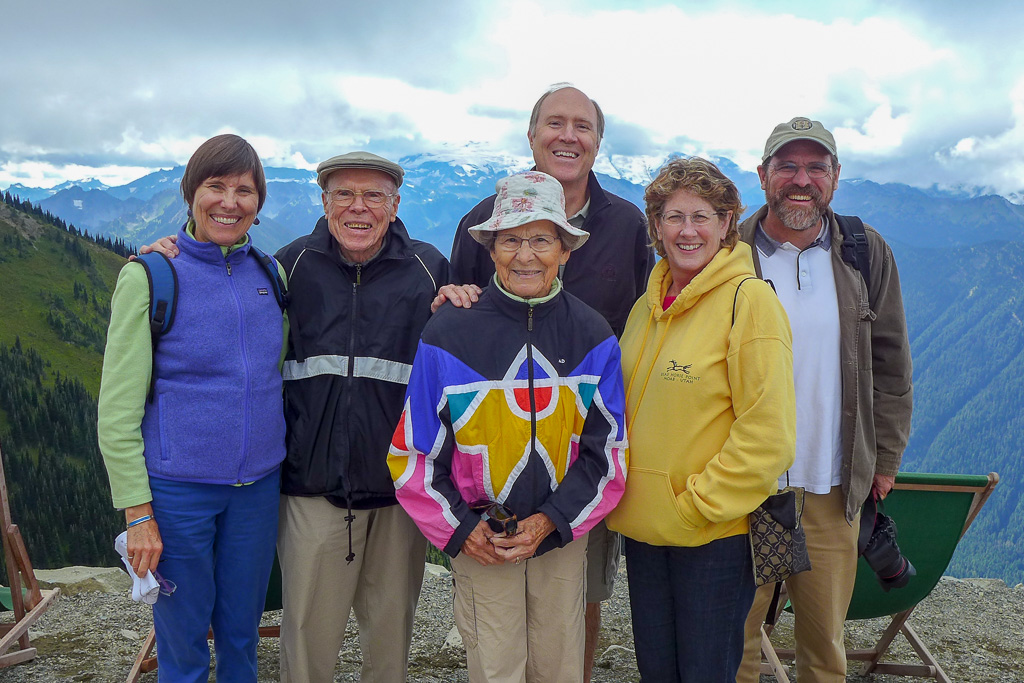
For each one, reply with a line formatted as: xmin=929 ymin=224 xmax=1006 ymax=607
xmin=98 ymin=134 xmax=286 ymax=682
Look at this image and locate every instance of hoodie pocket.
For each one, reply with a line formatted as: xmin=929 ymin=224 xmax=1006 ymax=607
xmin=608 ymin=467 xmax=698 ymax=546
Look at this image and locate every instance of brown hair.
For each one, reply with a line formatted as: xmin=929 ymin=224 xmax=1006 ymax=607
xmin=528 ymin=83 xmax=605 ymax=142
xmin=644 ymin=157 xmax=745 ymax=257
xmin=180 ymin=134 xmax=267 ymax=211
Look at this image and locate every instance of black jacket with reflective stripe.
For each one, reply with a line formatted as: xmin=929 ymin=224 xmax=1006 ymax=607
xmin=276 ymin=216 xmax=451 ymax=507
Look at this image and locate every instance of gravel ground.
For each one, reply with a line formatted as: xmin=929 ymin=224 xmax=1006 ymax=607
xmin=0 ymin=566 xmax=1021 ymax=682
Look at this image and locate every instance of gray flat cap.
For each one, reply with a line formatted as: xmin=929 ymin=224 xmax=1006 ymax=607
xmin=316 ymin=151 xmax=404 ymax=190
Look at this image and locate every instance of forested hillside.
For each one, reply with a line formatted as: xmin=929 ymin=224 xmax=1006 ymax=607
xmin=0 ymin=198 xmax=125 ymax=569
xmin=893 ymin=240 xmax=1024 ymax=583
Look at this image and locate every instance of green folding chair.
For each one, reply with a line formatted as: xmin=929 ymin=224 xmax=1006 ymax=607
xmin=760 ymin=471 xmax=999 ymax=683
xmin=126 ymin=554 xmax=283 ymax=682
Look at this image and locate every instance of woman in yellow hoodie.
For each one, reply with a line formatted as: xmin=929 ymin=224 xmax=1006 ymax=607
xmin=605 ymin=158 xmax=795 ymax=682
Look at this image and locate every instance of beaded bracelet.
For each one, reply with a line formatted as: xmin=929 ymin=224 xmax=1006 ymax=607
xmin=127 ymin=514 xmax=153 ymax=529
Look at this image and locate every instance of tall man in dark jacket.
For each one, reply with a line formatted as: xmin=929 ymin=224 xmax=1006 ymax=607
xmin=735 ymin=118 xmax=913 ymax=683
xmin=276 ymin=151 xmax=451 ymax=683
xmin=444 ymin=84 xmax=654 ymax=682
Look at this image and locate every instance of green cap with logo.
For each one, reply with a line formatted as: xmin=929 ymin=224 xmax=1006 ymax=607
xmin=762 ymin=117 xmax=837 ymax=161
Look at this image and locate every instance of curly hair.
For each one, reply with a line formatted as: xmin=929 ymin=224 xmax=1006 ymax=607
xmin=644 ymin=157 xmax=745 ymax=258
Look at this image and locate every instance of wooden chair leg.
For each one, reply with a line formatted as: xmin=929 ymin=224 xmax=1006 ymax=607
xmin=126 ymin=627 xmax=157 ymax=683
xmin=760 ymin=625 xmax=791 ymax=682
xmin=900 ymin=621 xmax=951 ymax=683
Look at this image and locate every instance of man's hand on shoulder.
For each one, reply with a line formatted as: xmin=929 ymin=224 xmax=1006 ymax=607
xmin=130 ymin=235 xmax=179 ymax=261
xmin=430 ymin=284 xmax=482 ymax=313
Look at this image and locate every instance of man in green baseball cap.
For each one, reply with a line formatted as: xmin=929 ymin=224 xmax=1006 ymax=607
xmin=736 ymin=118 xmax=913 ymax=683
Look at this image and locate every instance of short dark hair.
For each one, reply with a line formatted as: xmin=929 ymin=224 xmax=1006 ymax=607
xmin=181 ymin=134 xmax=267 ymax=211
xmin=528 ymin=83 xmax=605 ymax=142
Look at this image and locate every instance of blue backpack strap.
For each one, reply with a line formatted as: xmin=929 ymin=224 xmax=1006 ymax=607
xmin=133 ymin=252 xmax=178 ymax=402
xmin=249 ymin=245 xmax=289 ymax=311
xmin=836 ymin=214 xmax=873 ymax=308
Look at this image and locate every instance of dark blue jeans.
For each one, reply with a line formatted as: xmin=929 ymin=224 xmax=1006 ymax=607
xmin=624 ymin=534 xmax=755 ymax=682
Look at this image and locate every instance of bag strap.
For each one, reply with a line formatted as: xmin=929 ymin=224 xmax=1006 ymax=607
xmin=764 ymin=582 xmax=784 ymax=626
xmin=741 ymin=272 xmax=796 ymax=623
xmin=731 ymin=276 xmax=759 ymax=326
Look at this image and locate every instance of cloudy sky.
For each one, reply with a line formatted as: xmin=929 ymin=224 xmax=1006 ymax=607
xmin=2 ymin=0 xmax=1022 ymax=199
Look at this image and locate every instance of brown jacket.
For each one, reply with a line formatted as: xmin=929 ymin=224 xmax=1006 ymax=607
xmin=739 ymin=206 xmax=913 ymax=522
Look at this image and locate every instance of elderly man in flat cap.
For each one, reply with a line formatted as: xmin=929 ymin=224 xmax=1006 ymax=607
xmin=275 ymin=151 xmax=451 ymax=683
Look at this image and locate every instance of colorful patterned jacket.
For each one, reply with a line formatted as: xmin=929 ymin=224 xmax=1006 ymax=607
xmin=389 ymin=279 xmax=628 ymax=557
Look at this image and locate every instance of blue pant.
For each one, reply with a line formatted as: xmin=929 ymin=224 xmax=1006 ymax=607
xmin=624 ymin=534 xmax=755 ymax=683
xmin=149 ymin=471 xmax=279 ymax=683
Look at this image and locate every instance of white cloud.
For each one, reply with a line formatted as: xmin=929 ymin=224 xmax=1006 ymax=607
xmin=0 ymin=1 xmax=1022 ymax=200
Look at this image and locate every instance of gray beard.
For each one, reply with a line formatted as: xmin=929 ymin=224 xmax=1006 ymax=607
xmin=767 ymin=185 xmax=830 ymax=232
xmin=773 ymin=200 xmax=824 ymax=232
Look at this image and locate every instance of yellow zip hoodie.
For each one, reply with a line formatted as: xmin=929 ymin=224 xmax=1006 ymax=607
xmin=605 ymin=242 xmax=796 ymax=547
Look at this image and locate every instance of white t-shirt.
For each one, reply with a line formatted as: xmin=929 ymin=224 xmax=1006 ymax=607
xmin=756 ymin=221 xmax=843 ymax=493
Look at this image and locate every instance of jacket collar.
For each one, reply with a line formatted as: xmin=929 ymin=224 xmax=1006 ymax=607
xmin=303 ymin=215 xmax=417 ymax=266
xmin=487 ymin=273 xmax=564 ymax=320
xmin=176 ymin=222 xmax=251 ymax=264
xmin=754 ymin=217 xmax=832 ymax=257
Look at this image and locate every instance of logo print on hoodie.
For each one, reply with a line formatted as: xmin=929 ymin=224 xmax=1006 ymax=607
xmin=662 ymin=360 xmax=699 ymax=384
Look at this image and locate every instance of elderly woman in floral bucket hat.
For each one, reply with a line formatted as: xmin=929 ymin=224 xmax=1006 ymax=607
xmin=389 ymin=170 xmax=629 ymax=682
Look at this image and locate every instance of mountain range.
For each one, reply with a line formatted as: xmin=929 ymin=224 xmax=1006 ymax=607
xmin=9 ymin=152 xmax=1024 ymax=256
xmin=2 ymin=152 xmax=1022 ymax=583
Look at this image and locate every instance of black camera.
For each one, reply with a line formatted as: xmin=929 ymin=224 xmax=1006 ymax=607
xmin=859 ymin=498 xmax=916 ymax=592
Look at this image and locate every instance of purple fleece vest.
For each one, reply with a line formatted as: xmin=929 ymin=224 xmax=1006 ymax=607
xmin=140 ymin=230 xmax=286 ymax=484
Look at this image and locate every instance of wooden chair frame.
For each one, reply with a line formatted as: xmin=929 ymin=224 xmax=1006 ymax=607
xmin=0 ymin=443 xmax=61 ymax=669
xmin=758 ymin=471 xmax=999 ymax=683
xmin=126 ymin=624 xmax=280 ymax=682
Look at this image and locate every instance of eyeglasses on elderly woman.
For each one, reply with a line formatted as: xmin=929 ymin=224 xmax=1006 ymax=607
xmin=494 ymin=234 xmax=560 ymax=253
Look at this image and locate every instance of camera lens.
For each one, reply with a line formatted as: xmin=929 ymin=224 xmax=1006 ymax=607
xmin=862 ymin=514 xmax=916 ymax=591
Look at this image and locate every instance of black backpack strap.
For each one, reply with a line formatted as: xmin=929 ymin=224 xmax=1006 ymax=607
xmin=133 ymin=252 xmax=179 ymax=403
xmin=836 ymin=214 xmax=873 ymax=308
xmin=250 ymin=244 xmax=303 ymax=365
xmin=249 ymin=245 xmax=289 ymax=311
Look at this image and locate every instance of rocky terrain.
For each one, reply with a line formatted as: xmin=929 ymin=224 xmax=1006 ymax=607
xmin=1 ymin=563 xmax=1022 ymax=682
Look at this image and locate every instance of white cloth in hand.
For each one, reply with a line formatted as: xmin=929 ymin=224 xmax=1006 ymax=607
xmin=114 ymin=531 xmax=160 ymax=605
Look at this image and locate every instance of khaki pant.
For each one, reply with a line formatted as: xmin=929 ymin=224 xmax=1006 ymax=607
xmin=737 ymin=486 xmax=861 ymax=683
xmin=451 ymin=534 xmax=587 ymax=683
xmin=585 ymin=520 xmax=620 ymax=603
xmin=278 ymin=496 xmax=427 ymax=683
